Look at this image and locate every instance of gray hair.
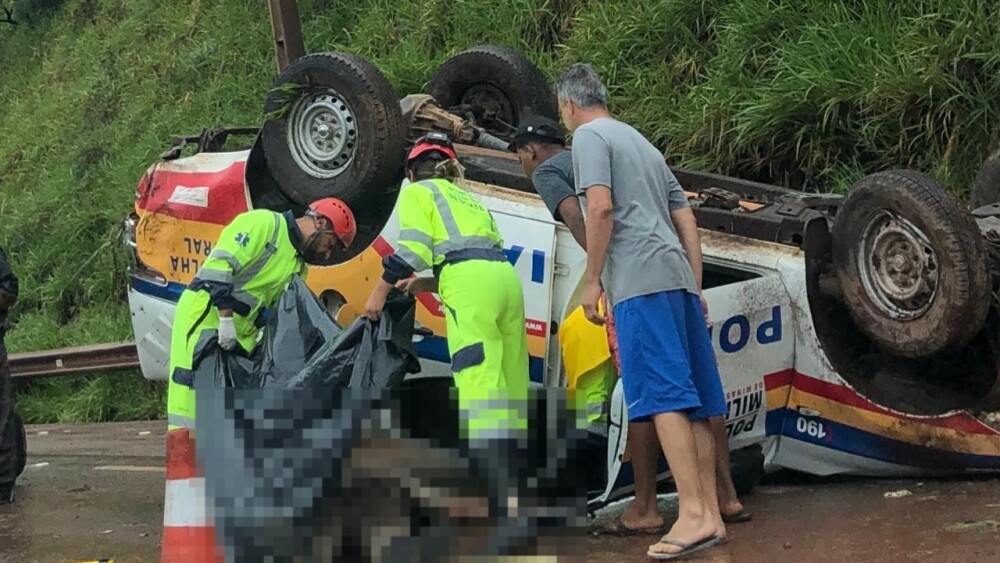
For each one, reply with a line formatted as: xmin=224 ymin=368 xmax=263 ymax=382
xmin=556 ymin=63 xmax=608 ymax=110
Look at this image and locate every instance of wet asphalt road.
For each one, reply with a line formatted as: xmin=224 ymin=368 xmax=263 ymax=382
xmin=1 ymin=421 xmax=999 ymax=562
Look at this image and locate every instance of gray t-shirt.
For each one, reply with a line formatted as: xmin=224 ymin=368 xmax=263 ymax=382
xmin=531 ymin=151 xmax=576 ymax=221
xmin=572 ymin=117 xmax=697 ymax=307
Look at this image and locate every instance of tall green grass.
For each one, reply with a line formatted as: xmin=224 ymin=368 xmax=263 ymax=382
xmin=2 ymin=0 xmax=999 ymax=421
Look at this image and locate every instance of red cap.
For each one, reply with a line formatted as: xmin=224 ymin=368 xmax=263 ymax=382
xmin=307 ymin=197 xmax=357 ymax=248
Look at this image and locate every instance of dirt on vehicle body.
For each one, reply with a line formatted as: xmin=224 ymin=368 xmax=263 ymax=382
xmin=123 ymin=48 xmax=1000 ymax=520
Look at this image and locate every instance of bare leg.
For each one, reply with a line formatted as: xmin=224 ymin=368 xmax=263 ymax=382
xmin=711 ymin=415 xmax=745 ymax=518
xmin=647 ymin=412 xmax=719 ymax=556
xmin=692 ymin=419 xmax=726 ymax=538
xmin=620 ymin=421 xmax=665 ymax=530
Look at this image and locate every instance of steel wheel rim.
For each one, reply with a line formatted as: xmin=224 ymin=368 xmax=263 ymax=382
xmin=286 ymin=90 xmax=357 ymax=179
xmin=857 ymin=210 xmax=939 ymax=320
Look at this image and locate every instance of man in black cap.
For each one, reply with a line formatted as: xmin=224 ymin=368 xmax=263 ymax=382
xmin=511 ymin=116 xmax=588 ymax=250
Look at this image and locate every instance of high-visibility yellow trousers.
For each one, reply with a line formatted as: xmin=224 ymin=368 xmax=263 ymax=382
xmin=438 ymin=259 xmax=530 ymax=442
xmin=163 ymin=290 xmax=231 ymax=562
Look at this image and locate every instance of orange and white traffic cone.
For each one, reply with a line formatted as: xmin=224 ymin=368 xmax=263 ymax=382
xmin=160 ymin=427 xmax=224 ymax=563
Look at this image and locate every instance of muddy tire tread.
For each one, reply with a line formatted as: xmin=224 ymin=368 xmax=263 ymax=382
xmin=261 ymin=52 xmax=406 ymax=207
xmin=428 ymin=45 xmax=558 ymax=124
xmin=832 ymin=169 xmax=989 ymax=358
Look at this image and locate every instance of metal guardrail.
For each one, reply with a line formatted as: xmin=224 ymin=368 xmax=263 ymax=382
xmin=9 ymin=342 xmax=140 ymax=380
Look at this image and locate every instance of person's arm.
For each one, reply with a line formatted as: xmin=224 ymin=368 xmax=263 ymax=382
xmin=382 ymin=184 xmax=435 ymax=285
xmin=664 ymin=175 xmax=702 ymax=289
xmin=583 ymin=188 xmax=613 ymax=285
xmin=666 ymin=177 xmax=710 ymax=323
xmin=192 ymin=213 xmax=271 ymax=318
xmin=556 ymin=197 xmax=588 ymax=250
xmin=367 ymin=184 xmax=435 ymax=320
xmin=396 ymin=275 xmax=439 ymax=294
xmin=573 ymin=128 xmax=614 ymax=324
xmin=672 ymin=207 xmax=703 ymax=290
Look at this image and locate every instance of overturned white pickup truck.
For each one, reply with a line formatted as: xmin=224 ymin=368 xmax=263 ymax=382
xmin=123 ymin=46 xmax=1000 ymax=512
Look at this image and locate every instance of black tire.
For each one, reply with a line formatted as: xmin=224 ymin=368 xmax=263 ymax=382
xmin=971 ymin=148 xmax=1000 ymax=209
xmin=245 ymin=131 xmax=302 ymax=214
xmin=729 ymin=445 xmax=764 ymax=497
xmin=832 ymin=170 xmax=989 ymax=358
xmin=427 ymin=45 xmax=558 ymax=140
xmin=261 ymin=52 xmax=406 ymax=207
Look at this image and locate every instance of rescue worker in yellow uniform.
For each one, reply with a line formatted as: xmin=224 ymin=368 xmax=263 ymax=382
xmin=363 ymin=132 xmax=532 ymax=556
xmin=166 ymin=198 xmax=357 ymax=432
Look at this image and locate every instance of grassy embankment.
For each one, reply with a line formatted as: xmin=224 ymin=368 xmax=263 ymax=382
xmin=1 ymin=0 xmax=998 ymax=422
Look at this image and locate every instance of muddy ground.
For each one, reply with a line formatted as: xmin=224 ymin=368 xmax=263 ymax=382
xmin=1 ymin=421 xmax=998 ymax=562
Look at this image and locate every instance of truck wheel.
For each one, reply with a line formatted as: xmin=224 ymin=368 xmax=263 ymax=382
xmin=971 ymin=148 xmax=1000 ymax=209
xmin=427 ymin=45 xmax=558 ymax=141
xmin=729 ymin=445 xmax=764 ymax=497
xmin=832 ymin=170 xmax=989 ymax=358
xmin=261 ymin=52 xmax=407 ymax=207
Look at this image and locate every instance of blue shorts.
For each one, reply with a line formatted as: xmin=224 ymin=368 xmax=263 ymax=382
xmin=613 ymin=289 xmax=727 ymax=422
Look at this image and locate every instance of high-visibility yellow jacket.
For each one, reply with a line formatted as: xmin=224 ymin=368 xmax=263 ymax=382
xmin=167 ymin=210 xmax=307 ymax=430
xmin=381 ymin=178 xmax=506 ymax=284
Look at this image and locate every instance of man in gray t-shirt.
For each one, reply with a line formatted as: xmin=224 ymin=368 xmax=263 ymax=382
xmin=513 ymin=113 xmax=752 ymax=535
xmin=571 ymin=122 xmax=697 ymax=309
xmin=557 ymin=63 xmax=730 ymax=558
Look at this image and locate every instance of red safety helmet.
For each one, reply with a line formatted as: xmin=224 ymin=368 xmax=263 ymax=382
xmin=407 ymin=132 xmax=458 ymax=163
xmin=307 ymin=197 xmax=357 ymax=248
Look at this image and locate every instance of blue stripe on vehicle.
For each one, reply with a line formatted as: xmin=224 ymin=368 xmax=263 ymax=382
xmin=606 ymin=409 xmax=1000 ymax=508
xmin=768 ymin=407 xmax=1000 ymax=470
xmin=415 ymin=335 xmax=545 ymax=384
xmin=131 ymin=276 xmax=547 ymax=384
xmin=765 ymin=407 xmax=786 ymax=437
xmin=531 ymin=250 xmax=545 ymax=284
xmin=130 ymin=275 xmax=186 ymax=303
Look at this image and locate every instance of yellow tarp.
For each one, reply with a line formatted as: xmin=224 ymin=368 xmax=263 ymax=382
xmin=559 ymin=303 xmax=612 ymax=390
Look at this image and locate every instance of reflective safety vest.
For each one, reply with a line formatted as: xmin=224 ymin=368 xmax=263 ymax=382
xmin=394 ymin=178 xmax=531 ymax=442
xmin=192 ymin=209 xmax=307 ymax=345
xmin=394 ymin=178 xmax=506 ymax=275
xmin=559 ymin=304 xmax=615 ymax=436
xmin=167 ymin=210 xmax=306 ymax=431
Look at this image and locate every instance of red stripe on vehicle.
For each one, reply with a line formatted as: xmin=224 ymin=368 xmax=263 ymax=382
xmin=763 ymin=369 xmax=795 ymax=391
xmin=136 ymin=163 xmax=249 ymax=225
xmin=768 ymin=369 xmax=998 ymax=437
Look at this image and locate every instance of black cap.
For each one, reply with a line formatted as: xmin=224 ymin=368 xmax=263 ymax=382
xmin=512 ymin=116 xmax=566 ymax=149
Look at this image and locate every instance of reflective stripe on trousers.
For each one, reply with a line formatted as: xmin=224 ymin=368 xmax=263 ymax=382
xmin=459 ymin=397 xmax=529 ymax=442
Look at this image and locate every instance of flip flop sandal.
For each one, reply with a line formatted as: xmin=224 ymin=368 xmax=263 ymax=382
xmin=722 ymin=508 xmax=753 ymax=523
xmin=601 ymin=518 xmax=667 ymax=537
xmin=647 ymin=534 xmax=723 ymax=560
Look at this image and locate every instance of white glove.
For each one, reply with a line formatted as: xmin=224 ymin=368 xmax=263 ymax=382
xmin=218 ymin=316 xmax=237 ymax=351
